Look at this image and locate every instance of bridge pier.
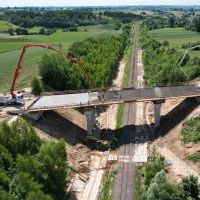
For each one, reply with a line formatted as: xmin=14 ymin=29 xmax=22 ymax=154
xmin=84 ymin=109 xmax=96 ymax=135
xmin=153 ymin=100 xmax=165 ymax=128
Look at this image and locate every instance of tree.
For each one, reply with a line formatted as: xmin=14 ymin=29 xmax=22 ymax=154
xmin=8 ymin=28 xmax=14 ymax=36
xmin=143 ymin=170 xmax=179 ymax=200
xmin=168 ymin=16 xmax=175 ymax=28
xmin=0 ymin=171 xmax=11 ymax=191
xmin=0 ymin=144 xmax=13 ymax=170
xmin=114 ymin=22 xmax=122 ymax=30
xmin=68 ymin=27 xmax=78 ymax=32
xmin=36 ymin=140 xmax=67 ymax=197
xmin=0 ymin=119 xmax=41 ymax=157
xmin=191 ymin=16 xmax=200 ymax=32
xmin=0 ymin=187 xmax=17 ymax=200
xmin=3 ymin=10 xmax=108 ymax=29
xmin=144 ymin=159 xmax=163 ymax=186
xmin=31 ymin=78 xmax=43 ymax=95
xmin=179 ymin=175 xmax=200 ymax=200
xmin=9 ymin=172 xmax=42 ymax=200
xmin=162 ymin=40 xmax=169 ymax=47
xmin=39 ymin=28 xmax=45 ymax=35
xmin=15 ymin=28 xmax=21 ymax=35
xmin=0 ymin=120 xmax=68 ymax=200
xmin=39 ymin=32 xmax=129 ymax=90
xmin=26 ymin=191 xmax=53 ymax=200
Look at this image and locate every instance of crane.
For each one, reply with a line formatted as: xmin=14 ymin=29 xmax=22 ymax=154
xmin=0 ymin=43 xmax=94 ymax=105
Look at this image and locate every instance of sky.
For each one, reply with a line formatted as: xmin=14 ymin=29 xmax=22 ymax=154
xmin=1 ymin=0 xmax=200 ymax=7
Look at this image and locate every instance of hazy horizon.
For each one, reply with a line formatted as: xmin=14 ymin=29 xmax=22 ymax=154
xmin=1 ymin=0 xmax=200 ymax=8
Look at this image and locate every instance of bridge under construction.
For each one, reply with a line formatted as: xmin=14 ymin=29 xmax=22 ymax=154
xmin=25 ymin=84 xmax=200 ymax=133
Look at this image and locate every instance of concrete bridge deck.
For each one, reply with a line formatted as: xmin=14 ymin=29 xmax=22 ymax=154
xmin=26 ymin=85 xmax=200 ymax=112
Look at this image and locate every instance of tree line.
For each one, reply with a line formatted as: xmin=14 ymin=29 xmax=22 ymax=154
xmin=38 ymin=25 xmax=131 ymax=91
xmin=104 ymin=11 xmax=144 ymax=24
xmin=143 ymin=13 xmax=200 ymax=33
xmin=0 ymin=119 xmax=67 ymax=200
xmin=140 ymin=26 xmax=200 ymax=86
xmin=1 ymin=10 xmax=108 ymax=29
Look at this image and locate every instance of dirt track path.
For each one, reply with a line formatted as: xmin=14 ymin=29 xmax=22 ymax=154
xmin=158 ymin=146 xmax=200 ymax=182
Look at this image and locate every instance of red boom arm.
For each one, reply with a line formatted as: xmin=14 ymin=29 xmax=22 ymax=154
xmin=10 ymin=43 xmax=93 ymax=96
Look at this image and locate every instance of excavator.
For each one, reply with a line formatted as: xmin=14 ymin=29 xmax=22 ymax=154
xmin=0 ymin=43 xmax=93 ymax=106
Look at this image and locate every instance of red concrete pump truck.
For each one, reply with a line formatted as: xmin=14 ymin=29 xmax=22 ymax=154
xmin=0 ymin=43 xmax=93 ymax=105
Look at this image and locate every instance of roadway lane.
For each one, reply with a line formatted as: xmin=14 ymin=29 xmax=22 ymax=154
xmin=26 ymin=85 xmax=200 ymax=112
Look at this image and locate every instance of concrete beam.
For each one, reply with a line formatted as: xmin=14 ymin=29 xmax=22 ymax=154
xmin=84 ymin=109 xmax=96 ymax=135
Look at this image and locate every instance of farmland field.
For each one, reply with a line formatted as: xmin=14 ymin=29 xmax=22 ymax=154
xmin=0 ymin=24 xmax=119 ymax=92
xmin=149 ymin=28 xmax=200 ymax=47
xmin=0 ymin=20 xmax=18 ymax=32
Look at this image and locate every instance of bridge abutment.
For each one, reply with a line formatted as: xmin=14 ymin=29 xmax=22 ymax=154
xmin=24 ymin=111 xmax=44 ymax=121
xmin=84 ymin=109 xmax=96 ymax=135
xmin=153 ymin=100 xmax=165 ymax=128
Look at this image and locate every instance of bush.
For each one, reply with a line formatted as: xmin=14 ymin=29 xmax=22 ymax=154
xmin=143 ymin=170 xmax=178 ymax=200
xmin=9 ymin=172 xmax=42 ymax=199
xmin=0 ymin=119 xmax=42 ymax=156
xmin=31 ymin=78 xmax=43 ymax=95
xmin=179 ymin=176 xmax=200 ymax=199
xmin=144 ymin=158 xmax=164 ymax=186
xmin=142 ymin=154 xmax=200 ymax=200
xmin=26 ymin=191 xmax=53 ymax=200
xmin=181 ymin=116 xmax=200 ymax=144
xmin=186 ymin=153 xmax=200 ymax=163
xmin=68 ymin=27 xmax=78 ymax=32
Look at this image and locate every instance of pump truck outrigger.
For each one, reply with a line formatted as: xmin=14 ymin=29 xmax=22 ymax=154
xmin=0 ymin=43 xmax=93 ymax=106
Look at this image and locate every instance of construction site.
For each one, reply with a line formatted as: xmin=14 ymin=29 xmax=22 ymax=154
xmin=1 ymin=9 xmax=200 ymax=200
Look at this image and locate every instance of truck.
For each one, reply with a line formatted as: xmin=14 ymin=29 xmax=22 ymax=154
xmin=1 ymin=43 xmax=93 ymax=106
xmin=0 ymin=93 xmax=24 ymax=106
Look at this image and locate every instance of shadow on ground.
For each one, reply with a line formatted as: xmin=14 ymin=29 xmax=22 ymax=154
xmin=26 ymin=110 xmax=86 ymax=146
xmin=25 ymin=98 xmax=199 ymax=149
xmin=112 ymin=98 xmax=199 ymax=148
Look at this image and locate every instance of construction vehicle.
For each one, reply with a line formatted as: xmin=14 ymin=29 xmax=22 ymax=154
xmin=0 ymin=92 xmax=24 ymax=106
xmin=0 ymin=43 xmax=93 ymax=106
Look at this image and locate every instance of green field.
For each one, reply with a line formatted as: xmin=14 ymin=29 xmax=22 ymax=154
xmin=149 ymin=28 xmax=200 ymax=47
xmin=0 ymin=20 xmax=18 ymax=32
xmin=0 ymin=24 xmax=119 ymax=92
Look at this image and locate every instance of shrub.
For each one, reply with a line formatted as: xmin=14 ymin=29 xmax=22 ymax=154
xmin=31 ymin=78 xmax=43 ymax=95
xmin=181 ymin=116 xmax=200 ymax=144
xmin=186 ymin=153 xmax=200 ymax=163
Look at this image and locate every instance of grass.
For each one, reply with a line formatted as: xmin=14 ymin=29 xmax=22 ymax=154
xmin=0 ymin=20 xmax=18 ymax=32
xmin=149 ymin=28 xmax=200 ymax=48
xmin=181 ymin=115 xmax=200 ymax=144
xmin=134 ymin=166 xmax=143 ymax=200
xmin=0 ymin=24 xmax=120 ymax=92
xmin=186 ymin=153 xmax=200 ymax=163
xmin=99 ymin=171 xmax=116 ymax=200
xmin=0 ymin=24 xmax=119 ymax=54
xmin=190 ymin=50 xmax=200 ymax=58
xmin=28 ymin=26 xmax=44 ymax=33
